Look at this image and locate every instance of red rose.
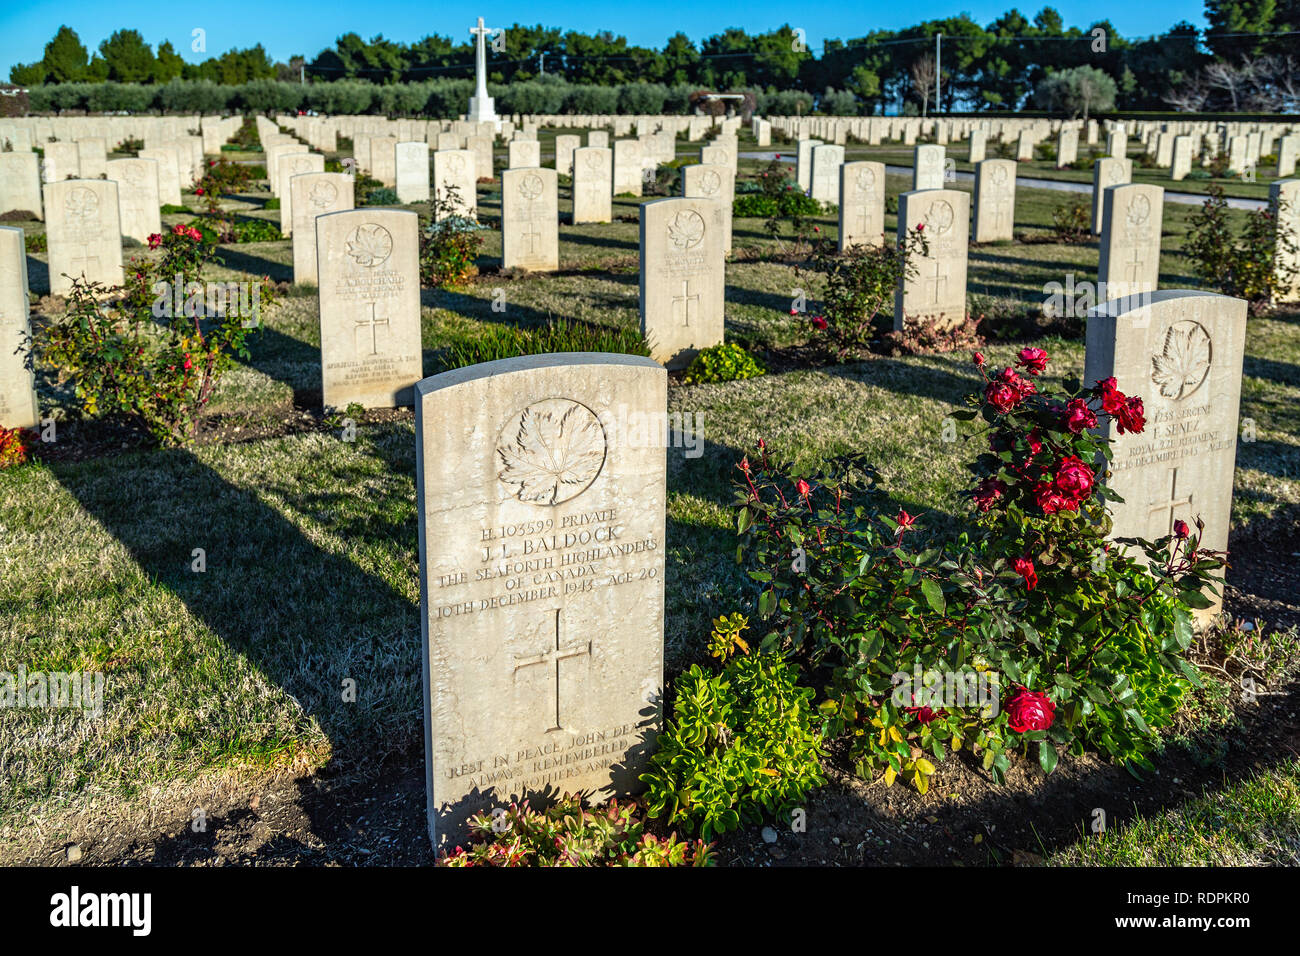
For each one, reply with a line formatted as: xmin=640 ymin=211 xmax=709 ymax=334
xmin=973 ymin=351 xmax=986 ymax=367
xmin=917 ymin=222 xmax=925 ymax=232
xmin=796 ymin=479 xmax=812 ymax=499
xmin=810 ymin=315 xmax=828 ymax=330
xmin=985 ymin=381 xmax=1021 ymax=413
xmin=997 ymin=366 xmax=1036 ymax=399
xmin=1055 ymin=456 xmax=1095 ymax=502
xmin=1095 ymin=377 xmax=1126 ymax=414
xmin=896 ymin=509 xmax=917 ymax=532
xmin=1026 ymin=427 xmax=1043 ymax=456
xmin=972 ymin=477 xmax=1007 ymax=512
xmin=1116 ymin=396 xmax=1145 ymax=435
xmin=1016 ymin=347 xmax=1048 ymax=375
xmin=147 ymin=233 xmax=162 ymax=249
xmin=904 ymin=705 xmax=945 ymax=724
xmin=1173 ymin=519 xmax=1190 ymax=539
xmin=1034 ymin=481 xmax=1074 ymax=515
xmin=1013 ymin=557 xmax=1038 ymax=591
xmin=1063 ymin=398 xmax=1097 ymax=434
xmin=1006 ymin=686 xmax=1055 ymax=733
xmin=172 ymin=223 xmax=187 ymax=235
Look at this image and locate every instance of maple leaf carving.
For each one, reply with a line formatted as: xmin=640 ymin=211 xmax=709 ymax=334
xmin=1151 ymin=321 xmax=1212 ymax=400
xmin=497 ymin=400 xmax=606 ymax=504
xmin=667 ymin=210 xmax=706 ymax=250
xmin=346 ymin=223 xmax=393 ymax=268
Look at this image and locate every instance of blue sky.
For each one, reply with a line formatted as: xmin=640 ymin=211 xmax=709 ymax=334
xmin=2 ymin=0 xmax=1210 ymax=76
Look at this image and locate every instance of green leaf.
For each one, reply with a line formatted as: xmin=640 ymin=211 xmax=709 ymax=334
xmin=1038 ymin=740 xmax=1058 ymax=774
xmin=920 ymin=578 xmax=946 ymax=616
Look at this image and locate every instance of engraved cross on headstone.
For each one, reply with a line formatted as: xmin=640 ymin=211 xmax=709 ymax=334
xmin=1125 ymin=246 xmax=1146 ymax=284
xmin=70 ymin=245 xmax=100 ymax=277
xmin=926 ymin=260 xmax=950 ymax=304
xmin=513 ymin=609 xmax=592 ymax=733
xmin=672 ymin=279 xmax=700 ymax=326
xmin=354 ymin=300 xmax=390 ymax=356
xmin=521 ymin=222 xmax=541 ymax=255
xmin=1147 ymin=467 xmax=1194 ymax=536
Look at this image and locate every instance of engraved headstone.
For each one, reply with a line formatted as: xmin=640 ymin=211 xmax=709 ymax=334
xmin=105 ymin=157 xmax=161 ymax=243
xmin=1271 ymin=179 xmax=1300 ymax=303
xmin=554 ymin=134 xmax=580 ymax=177
xmin=838 ymin=161 xmax=885 ymax=250
xmin=1091 ymin=157 xmax=1132 ymax=235
xmin=572 ymin=147 xmax=612 ymax=224
xmin=894 ymin=189 xmax=969 ymax=331
xmin=315 ymin=208 xmax=423 ymax=408
xmin=810 ymin=144 xmax=845 ymax=205
xmin=76 ymin=138 xmax=108 ymax=179
xmin=432 ymin=149 xmax=478 ymax=220
xmin=290 ymin=172 xmax=355 ymax=285
xmin=682 ymin=163 xmax=734 ymax=254
xmin=508 ymin=139 xmax=541 ymax=169
xmin=414 ymin=352 xmax=666 ymax=848
xmin=973 ymin=159 xmax=1016 ymax=243
xmin=613 ymin=140 xmax=642 ymax=196
xmin=1084 ymin=290 xmax=1247 ymax=622
xmin=502 ymin=167 xmax=559 ymax=272
xmin=137 ymin=147 xmax=183 ymax=207
xmin=1098 ymin=184 xmax=1164 ymax=302
xmin=395 ymin=142 xmax=431 ymax=204
xmin=369 ymin=136 xmax=399 ymax=187
xmin=278 ymin=152 xmax=324 ymax=236
xmin=639 ymin=197 xmax=726 ymax=369
xmin=1171 ymin=135 xmax=1194 ymax=181
xmin=44 ymin=179 xmax=124 ymax=295
xmin=795 ymin=139 xmax=823 ymax=192
xmin=968 ymin=129 xmax=987 ymax=164
xmin=1057 ymin=128 xmax=1079 ymax=168
xmin=914 ymin=144 xmax=946 ymax=190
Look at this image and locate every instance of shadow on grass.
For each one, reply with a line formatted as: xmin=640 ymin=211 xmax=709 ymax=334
xmin=49 ymin=442 xmax=422 ymax=837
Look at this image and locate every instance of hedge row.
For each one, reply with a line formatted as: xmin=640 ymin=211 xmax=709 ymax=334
xmin=23 ymin=78 xmax=819 ymax=117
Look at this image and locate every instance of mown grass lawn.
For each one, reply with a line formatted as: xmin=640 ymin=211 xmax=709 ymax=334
xmin=3 ymin=128 xmax=1298 ymax=852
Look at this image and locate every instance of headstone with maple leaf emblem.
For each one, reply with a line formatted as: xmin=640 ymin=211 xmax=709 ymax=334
xmin=501 ymin=167 xmax=558 ymax=272
xmin=414 ymin=352 xmax=667 ymax=849
xmin=893 ymin=188 xmax=969 ymax=332
xmin=290 ymin=172 xmax=354 ymax=286
xmin=973 ymin=159 xmax=1017 ymax=243
xmin=44 ymin=179 xmax=124 ymax=296
xmin=508 ymin=139 xmax=541 ymax=169
xmin=432 ymin=149 xmax=478 ymax=221
xmin=315 ymin=208 xmax=422 ymax=409
xmin=0 ymin=226 xmax=38 ymax=430
xmin=277 ymin=152 xmax=324 ymax=237
xmin=639 ymin=197 xmax=726 ymax=369
xmin=682 ymin=163 xmax=734 ymax=254
xmin=1085 ymin=290 xmax=1248 ymax=623
xmin=105 ymin=158 xmax=161 ymax=245
xmin=572 ymin=147 xmax=612 ymax=225
xmin=838 ymin=161 xmax=886 ymax=252
xmin=1098 ymin=184 xmax=1164 ymax=302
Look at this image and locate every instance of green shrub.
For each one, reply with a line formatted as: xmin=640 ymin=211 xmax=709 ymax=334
xmin=35 ymin=226 xmax=277 ymax=445
xmin=439 ymin=795 xmax=714 ymax=866
xmin=683 ymin=343 xmax=766 ymax=384
xmin=24 ymin=232 xmax=47 ymax=253
xmin=160 ymin=203 xmax=190 ymax=214
xmin=1185 ymin=184 xmax=1299 ymax=311
xmin=420 ymin=188 xmax=483 ymax=287
xmin=263 ymin=197 xmax=281 ymax=210
xmin=1051 ymin=199 xmax=1092 ymax=244
xmin=733 ymin=194 xmax=779 ymax=217
xmin=444 ymin=320 xmax=649 ymax=370
xmin=642 ymin=618 xmax=826 ymax=839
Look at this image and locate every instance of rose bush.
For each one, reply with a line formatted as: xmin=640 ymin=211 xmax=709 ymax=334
xmin=36 ymin=224 xmax=279 ymax=445
xmin=733 ymin=347 xmax=1226 ymax=790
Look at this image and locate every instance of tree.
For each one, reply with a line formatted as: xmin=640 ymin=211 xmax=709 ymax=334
xmin=99 ymin=30 xmax=156 ymax=84
xmin=1205 ymin=0 xmax=1278 ymax=60
xmin=43 ymin=26 xmax=90 ymax=83
xmin=1034 ymin=65 xmax=1117 ymax=120
xmin=910 ymin=54 xmax=940 ymax=117
xmin=154 ymin=41 xmax=184 ymax=84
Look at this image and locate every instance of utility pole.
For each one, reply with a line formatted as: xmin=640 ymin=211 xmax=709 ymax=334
xmin=935 ymin=34 xmax=942 ymax=115
xmin=539 ymin=51 xmax=546 ymax=76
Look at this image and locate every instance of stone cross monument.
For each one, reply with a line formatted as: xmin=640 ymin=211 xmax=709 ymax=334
xmin=467 ymin=17 xmax=499 ymax=128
